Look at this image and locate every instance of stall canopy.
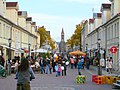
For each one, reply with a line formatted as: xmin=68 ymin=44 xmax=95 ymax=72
xmin=31 ymin=48 xmax=48 ymax=53
xmin=69 ymin=50 xmax=86 ymax=56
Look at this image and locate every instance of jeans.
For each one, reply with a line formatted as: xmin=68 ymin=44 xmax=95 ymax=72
xmin=40 ymin=65 xmax=44 ymax=74
xmin=78 ymin=69 xmax=81 ymax=75
xmin=45 ymin=64 xmax=50 ymax=74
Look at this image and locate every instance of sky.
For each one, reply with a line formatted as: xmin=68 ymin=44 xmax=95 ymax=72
xmin=7 ymin=0 xmax=111 ymax=42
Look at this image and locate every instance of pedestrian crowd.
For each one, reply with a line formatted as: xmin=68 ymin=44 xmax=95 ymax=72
xmin=0 ymin=51 xmax=115 ymax=90
xmin=33 ymin=53 xmax=69 ymax=77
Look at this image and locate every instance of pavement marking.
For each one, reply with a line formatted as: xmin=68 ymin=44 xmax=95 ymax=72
xmin=31 ymin=87 xmax=75 ymax=90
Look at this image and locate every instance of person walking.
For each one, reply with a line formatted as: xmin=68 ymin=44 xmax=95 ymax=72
xmin=55 ymin=63 xmax=58 ymax=77
xmin=106 ymin=57 xmax=109 ymax=73
xmin=57 ymin=64 xmax=62 ymax=76
xmin=45 ymin=57 xmax=50 ymax=74
xmin=77 ymin=59 xmax=83 ymax=75
xmin=70 ymin=57 xmax=74 ymax=69
xmin=86 ymin=57 xmax=90 ymax=69
xmin=16 ymin=58 xmax=35 ymax=90
xmin=108 ymin=59 xmax=113 ymax=74
xmin=39 ymin=57 xmax=45 ymax=74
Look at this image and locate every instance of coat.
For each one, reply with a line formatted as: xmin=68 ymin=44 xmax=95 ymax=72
xmin=77 ymin=61 xmax=83 ymax=69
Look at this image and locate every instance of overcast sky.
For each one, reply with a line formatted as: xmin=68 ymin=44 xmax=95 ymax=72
xmin=7 ymin=0 xmax=111 ymax=42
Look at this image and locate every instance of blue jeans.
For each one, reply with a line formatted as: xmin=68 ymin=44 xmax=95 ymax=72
xmin=40 ymin=65 xmax=44 ymax=74
xmin=45 ymin=65 xmax=50 ymax=74
xmin=71 ymin=64 xmax=74 ymax=69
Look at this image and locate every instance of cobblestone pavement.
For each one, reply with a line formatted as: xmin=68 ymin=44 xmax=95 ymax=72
xmin=0 ymin=66 xmax=115 ymax=90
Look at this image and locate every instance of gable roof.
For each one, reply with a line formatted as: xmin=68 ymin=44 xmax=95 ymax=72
xmin=18 ymin=11 xmax=27 ymax=17
xmin=26 ymin=17 xmax=32 ymax=21
xmin=89 ymin=19 xmax=94 ymax=23
xmin=101 ymin=3 xmax=111 ymax=12
xmin=6 ymin=2 xmax=18 ymax=7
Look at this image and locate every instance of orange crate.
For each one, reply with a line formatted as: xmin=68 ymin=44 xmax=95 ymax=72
xmin=95 ymin=76 xmax=106 ymax=84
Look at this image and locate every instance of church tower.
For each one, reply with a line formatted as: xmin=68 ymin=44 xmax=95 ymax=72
xmin=61 ymin=28 xmax=64 ymax=41
xmin=59 ymin=28 xmax=66 ymax=52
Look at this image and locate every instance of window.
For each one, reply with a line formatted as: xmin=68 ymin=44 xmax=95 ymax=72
xmin=0 ymin=23 xmax=1 ymax=37
xmin=115 ymin=23 xmax=117 ymax=37
xmin=107 ymin=27 xmax=110 ymax=40
xmin=111 ymin=25 xmax=113 ymax=39
xmin=5 ymin=26 xmax=10 ymax=38
xmin=3 ymin=24 xmax=5 ymax=38
xmin=116 ymin=22 xmax=119 ymax=37
xmin=111 ymin=3 xmax=114 ymax=16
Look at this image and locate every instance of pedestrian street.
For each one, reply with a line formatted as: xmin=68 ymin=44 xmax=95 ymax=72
xmin=0 ymin=66 xmax=117 ymax=90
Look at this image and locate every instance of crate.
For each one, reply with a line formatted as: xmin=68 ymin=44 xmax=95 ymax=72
xmin=92 ymin=75 xmax=98 ymax=82
xmin=106 ymin=76 xmax=113 ymax=84
xmin=76 ymin=75 xmax=86 ymax=84
xmin=111 ymin=76 xmax=120 ymax=84
xmin=95 ymin=76 xmax=106 ymax=84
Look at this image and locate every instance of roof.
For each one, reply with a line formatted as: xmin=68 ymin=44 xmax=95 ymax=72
xmin=93 ymin=13 xmax=102 ymax=18
xmin=26 ymin=17 xmax=32 ymax=21
xmin=61 ymin=28 xmax=64 ymax=34
xmin=89 ymin=19 xmax=94 ymax=23
xmin=6 ymin=2 xmax=18 ymax=7
xmin=31 ymin=22 xmax=36 ymax=25
xmin=102 ymin=3 xmax=111 ymax=9
xmin=18 ymin=11 xmax=22 ymax=15
xmin=101 ymin=3 xmax=111 ymax=11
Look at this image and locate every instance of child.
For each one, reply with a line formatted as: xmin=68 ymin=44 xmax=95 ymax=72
xmin=57 ymin=64 xmax=62 ymax=76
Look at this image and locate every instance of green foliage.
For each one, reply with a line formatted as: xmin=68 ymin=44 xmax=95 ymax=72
xmin=66 ymin=21 xmax=85 ymax=50
xmin=38 ymin=26 xmax=55 ymax=50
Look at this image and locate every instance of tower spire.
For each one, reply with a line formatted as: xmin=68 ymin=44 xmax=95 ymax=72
xmin=61 ymin=28 xmax=64 ymax=41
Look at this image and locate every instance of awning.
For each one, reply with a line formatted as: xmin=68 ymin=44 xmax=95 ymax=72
xmin=0 ymin=45 xmax=24 ymax=53
xmin=31 ymin=48 xmax=48 ymax=53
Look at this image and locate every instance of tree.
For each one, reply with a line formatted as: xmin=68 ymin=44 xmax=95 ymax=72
xmin=38 ymin=26 xmax=48 ymax=47
xmin=38 ymin=26 xmax=55 ymax=50
xmin=66 ymin=21 xmax=85 ymax=50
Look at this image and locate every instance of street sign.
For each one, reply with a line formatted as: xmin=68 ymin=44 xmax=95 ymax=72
xmin=110 ymin=46 xmax=118 ymax=53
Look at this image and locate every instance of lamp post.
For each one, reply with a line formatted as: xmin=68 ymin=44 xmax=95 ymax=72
xmin=8 ymin=38 xmax=12 ymax=58
xmin=35 ymin=45 xmax=37 ymax=61
xmin=97 ymin=38 xmax=102 ymax=75
xmin=28 ymin=43 xmax=31 ymax=59
xmin=8 ymin=38 xmax=12 ymax=75
xmin=86 ymin=44 xmax=88 ymax=56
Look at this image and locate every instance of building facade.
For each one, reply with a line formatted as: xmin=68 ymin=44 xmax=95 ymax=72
xmin=0 ymin=1 xmax=40 ymax=65
xmin=81 ymin=1 xmax=120 ymax=70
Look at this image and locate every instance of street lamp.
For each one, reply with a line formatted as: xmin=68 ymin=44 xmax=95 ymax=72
xmin=8 ymin=38 xmax=11 ymax=60
xmin=28 ymin=43 xmax=31 ymax=59
xmin=97 ymin=38 xmax=102 ymax=75
xmin=35 ymin=45 xmax=37 ymax=61
xmin=86 ymin=44 xmax=88 ymax=57
xmin=8 ymin=38 xmax=12 ymax=75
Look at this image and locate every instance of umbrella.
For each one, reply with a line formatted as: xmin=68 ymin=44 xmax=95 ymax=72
xmin=69 ymin=50 xmax=86 ymax=56
xmin=31 ymin=48 xmax=48 ymax=53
